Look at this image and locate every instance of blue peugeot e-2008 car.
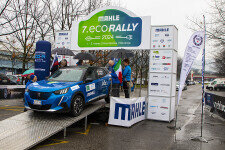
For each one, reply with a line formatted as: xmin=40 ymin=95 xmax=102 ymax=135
xmin=24 ymin=66 xmax=111 ymax=116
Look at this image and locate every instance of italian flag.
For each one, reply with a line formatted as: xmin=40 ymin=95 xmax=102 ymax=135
xmin=114 ymin=59 xmax=122 ymax=83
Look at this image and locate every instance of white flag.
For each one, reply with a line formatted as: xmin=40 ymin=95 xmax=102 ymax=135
xmin=177 ymin=31 xmax=204 ymax=107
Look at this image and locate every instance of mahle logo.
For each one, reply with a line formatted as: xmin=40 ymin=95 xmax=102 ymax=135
xmin=78 ymin=9 xmax=142 ymax=47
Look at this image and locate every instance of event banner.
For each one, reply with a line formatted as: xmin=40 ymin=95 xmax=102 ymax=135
xmin=71 ymin=7 xmax=151 ymax=50
xmin=150 ymin=50 xmax=177 ymax=73
xmin=108 ymin=97 xmax=146 ymax=127
xmin=34 ymin=41 xmax=51 ymax=81
xmin=78 ymin=9 xmax=142 ymax=47
xmin=148 ymin=73 xmax=176 ymax=97
xmin=205 ymin=92 xmax=225 ymax=118
xmin=147 ymin=96 xmax=175 ymax=121
xmin=151 ymin=25 xmax=178 ymax=50
xmin=177 ymin=31 xmax=204 ymax=105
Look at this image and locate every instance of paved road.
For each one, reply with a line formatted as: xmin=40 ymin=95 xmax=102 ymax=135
xmin=0 ymin=85 xmax=224 ymax=150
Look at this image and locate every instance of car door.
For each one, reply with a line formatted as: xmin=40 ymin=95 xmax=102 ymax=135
xmin=96 ymin=68 xmax=110 ymax=96
xmin=83 ymin=68 xmax=98 ymax=103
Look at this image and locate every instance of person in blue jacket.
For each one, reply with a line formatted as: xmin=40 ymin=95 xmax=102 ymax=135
xmin=108 ymin=60 xmax=120 ymax=97
xmin=122 ymin=59 xmax=131 ymax=98
xmin=25 ymin=75 xmax=37 ymax=89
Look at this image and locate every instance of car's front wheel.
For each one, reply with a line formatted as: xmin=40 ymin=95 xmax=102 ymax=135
xmin=71 ymin=95 xmax=84 ymax=117
xmin=105 ymin=87 xmax=111 ymax=103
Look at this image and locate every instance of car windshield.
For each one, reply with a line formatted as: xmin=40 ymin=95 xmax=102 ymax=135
xmin=48 ymin=68 xmax=84 ymax=82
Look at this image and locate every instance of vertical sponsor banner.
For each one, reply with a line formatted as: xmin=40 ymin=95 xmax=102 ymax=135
xmin=34 ymin=41 xmax=51 ymax=81
xmin=177 ymin=31 xmax=204 ymax=106
xmin=148 ymin=25 xmax=178 ymax=122
xmin=151 ymin=26 xmax=178 ymax=50
xmin=108 ymin=97 xmax=146 ymax=127
xmin=55 ymin=31 xmax=71 ymax=49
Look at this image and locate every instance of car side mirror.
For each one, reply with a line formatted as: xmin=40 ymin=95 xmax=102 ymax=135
xmin=85 ymin=77 xmax=93 ymax=83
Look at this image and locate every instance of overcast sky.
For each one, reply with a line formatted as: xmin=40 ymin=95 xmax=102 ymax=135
xmin=117 ymin=0 xmax=212 ymax=60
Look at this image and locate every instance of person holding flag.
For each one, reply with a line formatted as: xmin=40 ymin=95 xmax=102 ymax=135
xmin=50 ymin=53 xmax=59 ymax=75
xmin=108 ymin=60 xmax=122 ymax=97
xmin=122 ymin=59 xmax=131 ymax=98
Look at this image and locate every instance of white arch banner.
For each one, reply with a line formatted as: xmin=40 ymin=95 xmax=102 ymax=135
xmin=71 ymin=7 xmax=151 ymax=50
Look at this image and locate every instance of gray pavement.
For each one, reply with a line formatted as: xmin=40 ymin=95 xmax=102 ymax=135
xmin=0 ymin=85 xmax=224 ymax=150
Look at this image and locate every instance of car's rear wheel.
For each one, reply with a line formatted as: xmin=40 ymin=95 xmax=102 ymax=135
xmin=209 ymin=87 xmax=213 ymax=91
xmin=105 ymin=95 xmax=110 ymax=103
xmin=71 ymin=95 xmax=84 ymax=117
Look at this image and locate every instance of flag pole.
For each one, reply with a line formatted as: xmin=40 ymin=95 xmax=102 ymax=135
xmin=201 ymin=14 xmax=206 ymax=138
xmin=191 ymin=15 xmax=208 ymax=143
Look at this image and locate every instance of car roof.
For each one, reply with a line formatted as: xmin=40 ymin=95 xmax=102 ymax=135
xmin=63 ymin=66 xmax=107 ymax=70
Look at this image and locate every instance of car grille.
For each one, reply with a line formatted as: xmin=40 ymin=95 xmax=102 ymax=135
xmin=29 ymin=91 xmax=52 ymax=100
xmin=28 ymin=102 xmax=52 ymax=110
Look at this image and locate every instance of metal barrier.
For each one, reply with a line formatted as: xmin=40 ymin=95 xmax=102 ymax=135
xmin=0 ymin=85 xmax=25 ymax=89
xmin=0 ymin=85 xmax=25 ymax=99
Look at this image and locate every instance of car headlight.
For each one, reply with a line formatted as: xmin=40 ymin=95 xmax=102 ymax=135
xmin=54 ymin=87 xmax=69 ymax=95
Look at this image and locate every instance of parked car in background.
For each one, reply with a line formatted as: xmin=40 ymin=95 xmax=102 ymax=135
xmin=0 ymin=73 xmax=12 ymax=99
xmin=0 ymin=73 xmax=11 ymax=85
xmin=204 ymin=80 xmax=210 ymax=85
xmin=176 ymin=82 xmax=187 ymax=91
xmin=206 ymin=78 xmax=225 ymax=91
xmin=214 ymin=83 xmax=225 ymax=91
xmin=7 ymin=75 xmax=20 ymax=85
xmin=189 ymin=81 xmax=196 ymax=85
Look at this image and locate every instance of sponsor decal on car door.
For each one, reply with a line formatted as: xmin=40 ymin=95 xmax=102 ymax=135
xmin=85 ymin=82 xmax=97 ymax=102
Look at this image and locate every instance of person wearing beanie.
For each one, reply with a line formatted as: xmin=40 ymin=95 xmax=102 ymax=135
xmin=25 ymin=75 xmax=37 ymax=89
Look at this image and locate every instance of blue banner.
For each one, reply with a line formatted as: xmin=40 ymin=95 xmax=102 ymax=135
xmin=34 ymin=41 xmax=51 ymax=81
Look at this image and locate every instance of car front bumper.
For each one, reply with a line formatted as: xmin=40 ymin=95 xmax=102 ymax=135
xmin=24 ymin=91 xmax=72 ymax=113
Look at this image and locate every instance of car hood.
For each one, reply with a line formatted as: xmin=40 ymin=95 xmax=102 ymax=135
xmin=28 ymin=80 xmax=82 ymax=92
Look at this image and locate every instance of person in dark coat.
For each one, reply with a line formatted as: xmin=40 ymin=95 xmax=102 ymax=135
xmin=108 ymin=60 xmax=121 ymax=97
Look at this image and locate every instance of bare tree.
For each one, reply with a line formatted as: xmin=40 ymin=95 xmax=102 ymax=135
xmin=0 ymin=0 xmax=17 ymax=36
xmin=1 ymin=0 xmax=39 ymax=72
xmin=53 ymin=0 xmax=110 ymax=30
xmin=214 ymin=42 xmax=225 ymax=76
xmin=177 ymin=56 xmax=182 ymax=79
xmin=187 ymin=0 xmax=225 ymax=76
xmin=0 ymin=0 xmax=115 ymax=75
